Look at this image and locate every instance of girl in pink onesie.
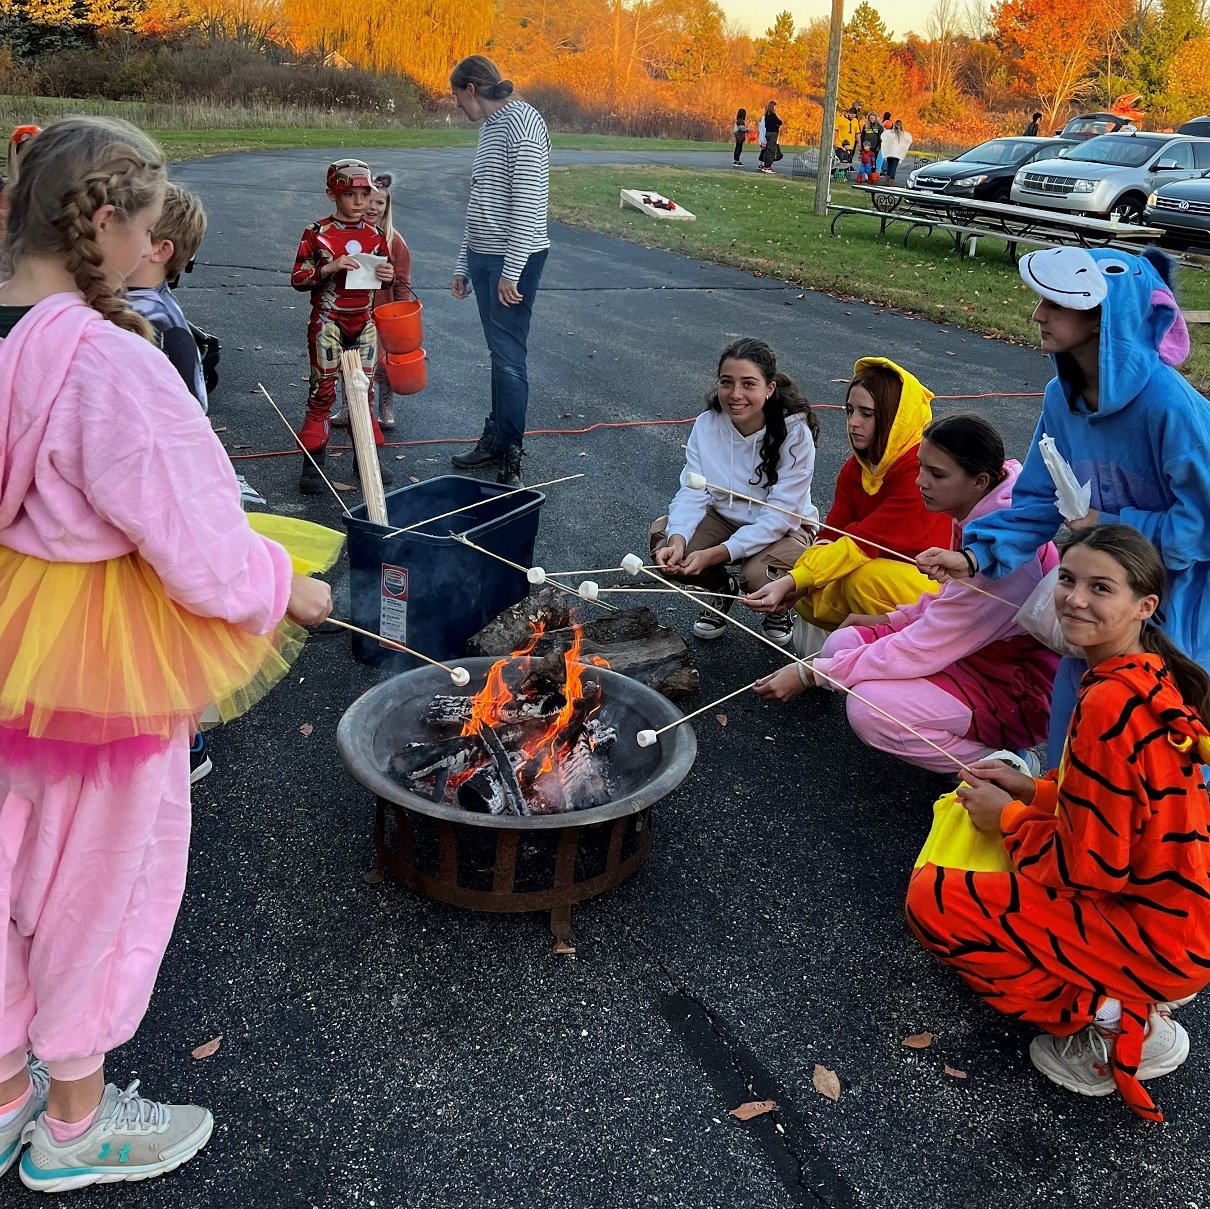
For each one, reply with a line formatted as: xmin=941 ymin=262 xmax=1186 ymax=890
xmin=756 ymin=415 xmax=1059 ymax=772
xmin=0 ymin=117 xmax=332 ymax=1191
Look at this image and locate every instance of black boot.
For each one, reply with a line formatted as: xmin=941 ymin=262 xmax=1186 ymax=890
xmin=299 ymin=445 xmax=328 ymax=495
xmin=452 ymin=420 xmax=499 ymax=469
xmin=352 ymin=452 xmax=394 ymax=488
xmin=496 ymin=446 xmax=524 ymax=488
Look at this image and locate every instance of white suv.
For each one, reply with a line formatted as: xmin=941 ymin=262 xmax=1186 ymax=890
xmin=1010 ymin=132 xmax=1210 ymax=223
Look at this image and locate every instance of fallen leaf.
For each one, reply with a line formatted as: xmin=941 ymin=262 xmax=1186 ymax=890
xmin=902 ymin=1032 xmax=934 ymax=1049
xmin=408 ymin=476 xmax=420 ymax=483
xmin=552 ymin=939 xmax=577 ymax=956
xmin=715 ymin=713 xmax=728 ymax=727
xmin=211 ymin=425 xmax=228 ymax=433
xmin=191 ymin=1035 xmax=222 ymax=1060
xmin=944 ymin=1065 xmax=968 ymax=1079
xmin=362 ymin=867 xmax=384 ymax=885
xmin=812 ymin=1064 xmax=841 ymax=1102
xmin=234 ymin=443 xmax=252 ymax=449
xmin=299 ymin=722 xmax=314 ymax=737
xmin=730 ymin=1099 xmax=777 ymax=1120
xmin=332 ymin=481 xmax=357 ymax=492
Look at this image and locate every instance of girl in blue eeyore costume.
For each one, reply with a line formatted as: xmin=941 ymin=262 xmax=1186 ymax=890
xmin=918 ymin=245 xmax=1210 ymax=760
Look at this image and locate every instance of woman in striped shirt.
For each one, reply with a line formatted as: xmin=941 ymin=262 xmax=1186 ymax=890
xmin=449 ymin=55 xmax=551 ymax=488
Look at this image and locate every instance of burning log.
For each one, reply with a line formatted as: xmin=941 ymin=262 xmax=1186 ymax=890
xmin=474 ymin=723 xmax=530 ymax=817
xmin=466 ymin=590 xmax=698 ymax=699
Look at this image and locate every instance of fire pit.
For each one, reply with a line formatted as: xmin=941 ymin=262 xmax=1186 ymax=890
xmin=337 ymin=654 xmax=696 ymax=940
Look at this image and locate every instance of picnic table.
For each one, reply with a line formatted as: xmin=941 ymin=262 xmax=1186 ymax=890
xmin=830 ymin=184 xmax=1165 ymax=258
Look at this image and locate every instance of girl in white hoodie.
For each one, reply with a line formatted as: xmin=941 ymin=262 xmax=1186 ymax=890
xmin=649 ymin=337 xmax=819 ymax=646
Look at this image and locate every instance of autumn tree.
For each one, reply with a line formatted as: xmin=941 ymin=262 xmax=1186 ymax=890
xmin=841 ymin=1 xmax=908 ymax=117
xmin=992 ymin=0 xmax=1129 ymax=130
xmin=664 ymin=0 xmax=729 ymax=82
xmin=920 ymin=0 xmax=964 ymax=119
xmin=1157 ymin=32 xmax=1210 ymax=118
xmin=753 ymin=10 xmax=802 ymax=91
xmin=1127 ymin=0 xmax=1204 ymax=99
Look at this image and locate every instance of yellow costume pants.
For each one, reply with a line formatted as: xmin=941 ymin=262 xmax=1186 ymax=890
xmin=796 ymin=557 xmax=938 ymax=628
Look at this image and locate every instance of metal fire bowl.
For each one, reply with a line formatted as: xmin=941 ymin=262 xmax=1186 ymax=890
xmin=336 ymin=658 xmax=697 ymax=937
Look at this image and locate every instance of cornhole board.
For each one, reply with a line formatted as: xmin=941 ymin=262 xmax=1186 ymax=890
xmin=619 ymin=189 xmax=696 ymax=221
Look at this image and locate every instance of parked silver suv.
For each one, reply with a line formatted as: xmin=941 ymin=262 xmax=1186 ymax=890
xmin=1010 ymin=132 xmax=1210 ymax=222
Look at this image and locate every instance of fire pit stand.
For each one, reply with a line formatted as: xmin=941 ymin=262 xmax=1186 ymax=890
xmin=337 ymin=659 xmax=696 ymax=940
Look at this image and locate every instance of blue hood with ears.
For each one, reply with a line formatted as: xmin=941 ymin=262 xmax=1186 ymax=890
xmin=1045 ymin=247 xmax=1190 ymax=414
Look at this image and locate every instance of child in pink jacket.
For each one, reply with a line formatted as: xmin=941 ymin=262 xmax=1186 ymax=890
xmin=0 ymin=117 xmax=332 ymax=1191
xmin=756 ymin=415 xmax=1059 ymax=772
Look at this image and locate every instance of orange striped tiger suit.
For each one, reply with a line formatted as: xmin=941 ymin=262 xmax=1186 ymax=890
xmin=906 ymin=653 xmax=1210 ymax=1121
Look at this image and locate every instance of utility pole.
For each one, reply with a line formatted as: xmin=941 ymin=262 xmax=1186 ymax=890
xmin=814 ymin=0 xmax=845 ymax=217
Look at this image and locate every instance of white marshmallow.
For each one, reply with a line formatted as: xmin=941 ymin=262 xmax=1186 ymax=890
xmin=450 ymin=667 xmax=471 ymax=687
xmin=636 ymin=729 xmax=658 ymax=748
xmin=578 ymin=580 xmax=600 ymax=601
xmin=621 ymin=553 xmax=644 ymax=576
xmin=526 ymin=566 xmax=546 ymax=585
xmin=683 ymin=471 xmax=707 ymax=490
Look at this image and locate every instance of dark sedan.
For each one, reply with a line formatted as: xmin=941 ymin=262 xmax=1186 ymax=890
xmin=906 ymin=137 xmax=1072 ymax=203
xmin=1146 ymin=176 xmax=1210 ymax=247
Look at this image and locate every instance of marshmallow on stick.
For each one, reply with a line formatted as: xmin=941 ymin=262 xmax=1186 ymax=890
xmin=1038 ymin=434 xmax=1091 ymax=522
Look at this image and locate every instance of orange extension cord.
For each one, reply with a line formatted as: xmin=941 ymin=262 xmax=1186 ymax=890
xmin=227 ymin=391 xmax=1045 ymax=462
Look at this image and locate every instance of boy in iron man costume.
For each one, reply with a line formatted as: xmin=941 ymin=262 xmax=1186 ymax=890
xmin=291 ymin=158 xmax=394 ymax=494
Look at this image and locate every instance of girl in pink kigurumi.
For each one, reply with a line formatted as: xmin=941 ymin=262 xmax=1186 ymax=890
xmin=756 ymin=414 xmax=1060 ymax=772
xmin=0 ymin=117 xmax=332 ymax=1191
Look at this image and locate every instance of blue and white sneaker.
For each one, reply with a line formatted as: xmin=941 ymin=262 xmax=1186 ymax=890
xmin=189 ymin=733 xmax=212 ymax=785
xmin=0 ymin=1060 xmax=48 ymax=1177
xmin=20 ymin=1080 xmax=212 ymax=1192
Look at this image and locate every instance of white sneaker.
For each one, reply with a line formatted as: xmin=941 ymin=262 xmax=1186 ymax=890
xmin=1029 ymin=1011 xmax=1190 ymax=1098
xmin=984 ymin=749 xmax=1037 ymax=777
xmin=761 ymin=610 xmax=795 ymax=647
xmin=0 ymin=1060 xmax=48 ymax=1177
xmin=691 ymin=575 xmax=738 ymax=640
xmin=20 ymin=1080 xmax=213 ymax=1192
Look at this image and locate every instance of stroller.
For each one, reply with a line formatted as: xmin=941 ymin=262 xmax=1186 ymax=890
xmin=831 ymin=142 xmax=854 ymax=181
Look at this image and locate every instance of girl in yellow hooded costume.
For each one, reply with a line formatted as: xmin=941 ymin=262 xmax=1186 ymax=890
xmin=746 ymin=359 xmax=950 ymax=643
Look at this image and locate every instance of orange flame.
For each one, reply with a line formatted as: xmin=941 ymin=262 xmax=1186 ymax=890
xmin=456 ymin=620 xmax=610 ymax=793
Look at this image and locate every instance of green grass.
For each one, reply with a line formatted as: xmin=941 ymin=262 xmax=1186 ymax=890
xmin=549 ymin=165 xmax=1210 ymax=388
xmin=0 ymin=94 xmax=738 ymax=159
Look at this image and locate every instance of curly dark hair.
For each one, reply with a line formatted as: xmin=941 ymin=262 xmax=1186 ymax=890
xmin=705 ymin=337 xmax=819 ymax=488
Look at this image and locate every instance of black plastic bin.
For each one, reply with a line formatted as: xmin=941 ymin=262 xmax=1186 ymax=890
xmin=342 ymin=476 xmax=545 ymax=670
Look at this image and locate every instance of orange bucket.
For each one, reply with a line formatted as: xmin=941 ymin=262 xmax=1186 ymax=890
xmin=375 ymin=298 xmax=423 ymax=355
xmin=384 ymin=347 xmax=426 ymax=395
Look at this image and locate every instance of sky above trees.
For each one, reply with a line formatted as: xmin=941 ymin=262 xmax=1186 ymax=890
xmin=719 ymin=0 xmax=932 ymax=38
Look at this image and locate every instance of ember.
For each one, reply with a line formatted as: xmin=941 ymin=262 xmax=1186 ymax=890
xmin=389 ymin=623 xmax=616 ymax=815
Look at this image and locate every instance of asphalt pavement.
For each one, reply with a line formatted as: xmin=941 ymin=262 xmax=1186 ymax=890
xmin=12 ymin=146 xmax=1206 ymax=1208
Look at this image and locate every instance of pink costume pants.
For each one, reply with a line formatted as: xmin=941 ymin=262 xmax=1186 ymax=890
xmin=0 ymin=739 xmax=190 ymax=1077
xmin=823 ymin=627 xmax=993 ymax=775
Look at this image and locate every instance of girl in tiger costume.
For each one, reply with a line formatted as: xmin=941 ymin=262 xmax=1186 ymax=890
xmin=906 ymin=524 xmax=1210 ymax=1122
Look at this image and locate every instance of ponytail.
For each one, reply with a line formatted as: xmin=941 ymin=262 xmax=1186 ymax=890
xmin=1142 ymin=623 xmax=1210 ymax=722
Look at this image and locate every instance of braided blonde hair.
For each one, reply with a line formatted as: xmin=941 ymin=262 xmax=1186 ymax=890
xmin=2 ymin=116 xmax=166 ymax=342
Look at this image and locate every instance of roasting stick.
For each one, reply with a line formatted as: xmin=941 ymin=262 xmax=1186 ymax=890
xmin=681 ymin=473 xmax=1012 ymax=607
xmin=576 ymin=583 xmax=747 ymax=601
xmin=450 ymin=533 xmax=619 ymax=612
xmin=257 ymin=383 xmax=352 ymax=517
xmin=546 ymin=563 xmax=660 ymax=578
xmin=383 ymin=473 xmax=586 ymax=539
xmin=325 ymin=618 xmax=470 ymax=685
xmin=639 ymin=673 xmax=784 ymax=741
xmin=616 ymin=555 xmax=976 ymax=776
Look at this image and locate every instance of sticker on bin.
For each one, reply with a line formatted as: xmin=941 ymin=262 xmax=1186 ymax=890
xmin=380 ymin=564 xmax=408 ymax=644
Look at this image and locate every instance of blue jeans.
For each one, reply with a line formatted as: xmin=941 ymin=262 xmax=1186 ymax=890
xmin=466 ymin=248 xmax=548 ymax=452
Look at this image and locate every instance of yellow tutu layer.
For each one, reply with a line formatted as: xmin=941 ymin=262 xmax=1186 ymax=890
xmin=0 ymin=546 xmax=306 ymax=745
xmin=246 ymin=513 xmax=344 ymax=575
